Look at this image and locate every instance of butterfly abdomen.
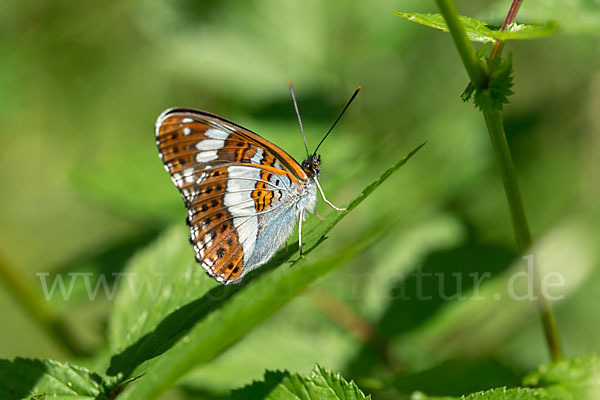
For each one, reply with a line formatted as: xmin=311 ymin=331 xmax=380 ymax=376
xmin=245 ymin=181 xmax=317 ymax=273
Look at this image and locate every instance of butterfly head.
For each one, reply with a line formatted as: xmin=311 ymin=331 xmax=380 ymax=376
xmin=301 ymin=154 xmax=321 ymax=177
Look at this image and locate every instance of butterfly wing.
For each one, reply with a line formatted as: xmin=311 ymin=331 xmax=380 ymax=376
xmin=155 ymin=108 xmax=310 ymax=284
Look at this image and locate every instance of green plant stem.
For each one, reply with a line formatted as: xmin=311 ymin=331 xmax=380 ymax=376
xmin=483 ymin=111 xmax=562 ymax=362
xmin=434 ymin=0 xmax=563 ymax=362
xmin=483 ymin=111 xmax=530 ymax=250
xmin=434 ymin=0 xmax=487 ymax=89
xmin=0 ymin=251 xmax=90 ymax=358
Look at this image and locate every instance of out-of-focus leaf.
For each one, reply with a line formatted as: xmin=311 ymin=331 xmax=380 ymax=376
xmin=524 ymin=355 xmax=600 ymax=400
xmin=0 ymin=358 xmax=112 ymax=400
xmin=462 ymin=387 xmax=547 ymax=399
xmin=43 ymin=228 xmax=161 ymax=308
xmin=391 ymin=358 xmax=520 ymax=398
xmin=231 ymin=365 xmax=370 ymax=400
xmin=71 ymin=146 xmax=182 ymax=223
xmin=395 ymin=12 xmax=557 ymax=43
xmin=388 ymin=219 xmax=596 ymax=371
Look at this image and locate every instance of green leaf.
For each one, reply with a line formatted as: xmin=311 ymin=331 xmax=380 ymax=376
xmin=391 ymin=358 xmax=520 ymax=397
xmin=394 ymin=12 xmax=557 ymax=43
xmin=461 ymin=82 xmax=476 ymax=103
xmin=0 ymin=358 xmax=112 ymax=400
xmin=523 ymin=355 xmax=600 ymax=400
xmin=384 ymin=355 xmax=600 ymax=399
xmin=478 ymin=54 xmax=514 ymax=111
xmin=462 ymin=53 xmax=514 ymax=112
xmin=232 ymin=365 xmax=371 ymax=400
xmin=483 ymin=0 xmax=600 ymax=36
xmin=108 ymin=144 xmax=424 ymax=399
xmin=462 ymin=387 xmax=547 ymax=399
xmin=106 ymin=225 xmax=215 ymax=380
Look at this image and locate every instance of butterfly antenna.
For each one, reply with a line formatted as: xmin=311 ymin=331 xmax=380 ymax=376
xmin=313 ymin=85 xmax=361 ymax=156
xmin=288 ymin=81 xmax=310 ymax=159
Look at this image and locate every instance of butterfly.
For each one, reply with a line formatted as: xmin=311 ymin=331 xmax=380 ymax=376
xmin=155 ymin=82 xmax=360 ymax=284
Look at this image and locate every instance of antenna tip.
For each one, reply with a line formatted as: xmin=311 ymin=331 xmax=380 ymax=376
xmin=357 ymin=85 xmax=362 ymax=90
xmin=288 ymin=80 xmax=293 ymax=86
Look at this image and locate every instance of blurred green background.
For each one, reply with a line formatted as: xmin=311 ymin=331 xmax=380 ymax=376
xmin=1 ymin=0 xmax=599 ymax=398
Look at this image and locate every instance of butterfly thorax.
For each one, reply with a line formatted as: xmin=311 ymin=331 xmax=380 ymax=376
xmin=295 ymin=178 xmax=318 ymax=216
xmin=301 ymin=154 xmax=321 ymax=178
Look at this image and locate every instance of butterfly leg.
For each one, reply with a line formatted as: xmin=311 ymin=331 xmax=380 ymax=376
xmin=314 ymin=177 xmax=346 ymax=211
xmin=315 ymin=210 xmax=325 ymax=221
xmin=298 ymin=208 xmax=304 ymax=256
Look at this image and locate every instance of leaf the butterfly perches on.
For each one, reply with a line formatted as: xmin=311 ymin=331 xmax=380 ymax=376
xmin=155 ymin=85 xmax=359 ymax=284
